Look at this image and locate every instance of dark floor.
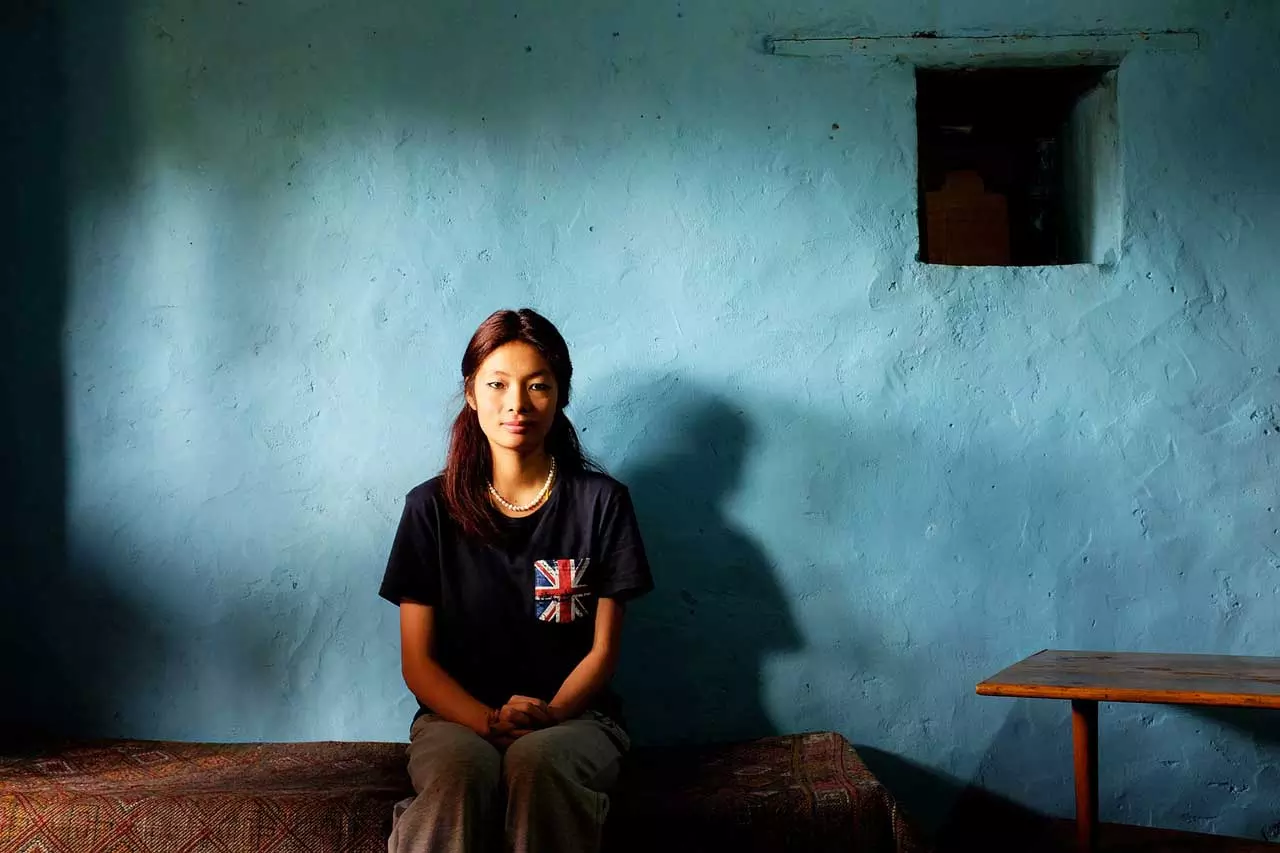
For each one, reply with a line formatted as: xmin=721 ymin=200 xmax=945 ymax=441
xmin=931 ymin=786 xmax=1278 ymax=853
xmin=943 ymin=820 xmax=1279 ymax=852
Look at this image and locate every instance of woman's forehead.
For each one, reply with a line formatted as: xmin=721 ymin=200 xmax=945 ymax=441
xmin=477 ymin=341 xmax=553 ymax=376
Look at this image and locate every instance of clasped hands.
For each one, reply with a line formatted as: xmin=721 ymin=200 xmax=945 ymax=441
xmin=484 ymin=695 xmax=565 ymax=748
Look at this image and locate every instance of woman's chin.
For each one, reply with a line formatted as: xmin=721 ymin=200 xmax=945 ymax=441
xmin=486 ymin=433 xmax=546 ymax=454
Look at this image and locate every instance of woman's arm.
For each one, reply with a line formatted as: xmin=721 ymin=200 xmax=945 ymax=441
xmin=399 ymin=601 xmax=497 ymax=736
xmin=547 ymin=597 xmax=626 ymax=721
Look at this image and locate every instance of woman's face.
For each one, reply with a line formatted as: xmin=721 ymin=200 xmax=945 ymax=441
xmin=466 ymin=340 xmax=559 ymax=456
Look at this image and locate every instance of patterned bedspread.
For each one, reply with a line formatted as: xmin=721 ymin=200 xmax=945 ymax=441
xmin=607 ymin=732 xmax=928 ymax=853
xmin=0 ymin=740 xmax=411 ymax=852
xmin=1 ymin=732 xmax=925 ymax=852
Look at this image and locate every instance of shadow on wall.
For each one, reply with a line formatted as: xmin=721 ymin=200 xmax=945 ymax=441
xmin=1190 ymin=705 xmax=1280 ymax=750
xmin=1 ymin=0 xmax=71 ymax=744
xmin=0 ymin=1 xmax=182 ymax=744
xmin=856 ymin=743 xmax=1069 ymax=853
xmin=601 ymin=379 xmax=801 ymax=746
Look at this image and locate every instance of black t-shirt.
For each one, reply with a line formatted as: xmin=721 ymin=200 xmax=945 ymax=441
xmin=379 ymin=470 xmax=654 ymax=723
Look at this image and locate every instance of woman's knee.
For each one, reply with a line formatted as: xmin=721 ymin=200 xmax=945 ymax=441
xmin=502 ymin=730 xmax=569 ymax=791
xmin=408 ymin=720 xmax=501 ymax=797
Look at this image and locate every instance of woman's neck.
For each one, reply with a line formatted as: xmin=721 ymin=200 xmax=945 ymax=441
xmin=489 ymin=447 xmax=553 ymax=506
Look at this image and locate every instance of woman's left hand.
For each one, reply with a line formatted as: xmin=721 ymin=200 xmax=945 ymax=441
xmin=500 ymin=695 xmax=558 ymax=730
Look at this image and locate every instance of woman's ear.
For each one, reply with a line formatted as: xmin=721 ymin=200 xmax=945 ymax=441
xmin=464 ymin=381 xmax=477 ymax=411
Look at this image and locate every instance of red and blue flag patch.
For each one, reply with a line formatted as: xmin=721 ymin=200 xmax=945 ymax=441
xmin=534 ymin=558 xmax=590 ymax=623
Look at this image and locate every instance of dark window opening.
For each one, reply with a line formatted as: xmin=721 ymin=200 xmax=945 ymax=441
xmin=917 ymin=66 xmax=1119 ymax=267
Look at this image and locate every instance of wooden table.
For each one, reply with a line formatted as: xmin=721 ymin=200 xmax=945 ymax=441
xmin=977 ymin=650 xmax=1280 ymax=853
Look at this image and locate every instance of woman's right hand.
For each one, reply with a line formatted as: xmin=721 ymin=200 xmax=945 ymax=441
xmin=499 ymin=695 xmax=555 ymax=730
xmin=484 ymin=696 xmax=554 ymax=747
xmin=484 ymin=709 xmax=528 ymax=748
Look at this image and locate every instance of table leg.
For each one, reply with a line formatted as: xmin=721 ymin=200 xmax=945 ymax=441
xmin=1072 ymin=699 xmax=1099 ymax=853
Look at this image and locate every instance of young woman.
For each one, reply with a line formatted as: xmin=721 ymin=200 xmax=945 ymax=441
xmin=380 ymin=308 xmax=653 ymax=853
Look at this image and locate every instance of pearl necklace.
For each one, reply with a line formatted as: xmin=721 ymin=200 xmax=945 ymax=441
xmin=488 ymin=458 xmax=557 ymax=513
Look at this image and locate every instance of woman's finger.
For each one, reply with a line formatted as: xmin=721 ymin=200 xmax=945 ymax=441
xmin=499 ymin=706 xmax=531 ymax=727
xmin=507 ymin=700 xmax=553 ymax=725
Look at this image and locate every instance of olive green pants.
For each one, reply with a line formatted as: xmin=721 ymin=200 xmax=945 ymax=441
xmin=388 ymin=712 xmax=629 ymax=853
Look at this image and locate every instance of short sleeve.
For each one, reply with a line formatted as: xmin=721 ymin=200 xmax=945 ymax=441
xmin=593 ymin=486 xmax=654 ymax=601
xmin=378 ymin=490 xmax=442 ymax=606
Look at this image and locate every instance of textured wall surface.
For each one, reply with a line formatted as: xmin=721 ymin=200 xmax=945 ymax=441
xmin=15 ymin=0 xmax=1280 ymax=838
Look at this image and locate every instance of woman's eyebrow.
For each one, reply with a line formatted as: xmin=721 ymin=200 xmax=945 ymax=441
xmin=487 ymin=369 xmax=550 ymax=379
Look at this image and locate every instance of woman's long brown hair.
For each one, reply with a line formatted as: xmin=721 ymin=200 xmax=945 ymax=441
xmin=442 ymin=308 xmax=598 ymax=541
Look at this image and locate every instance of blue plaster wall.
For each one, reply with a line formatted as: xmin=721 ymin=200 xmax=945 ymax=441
xmin=13 ymin=0 xmax=1280 ymax=839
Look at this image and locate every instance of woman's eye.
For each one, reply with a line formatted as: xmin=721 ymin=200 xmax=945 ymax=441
xmin=530 ymin=383 xmax=551 ymax=392
xmin=486 ymin=381 xmax=505 ymax=390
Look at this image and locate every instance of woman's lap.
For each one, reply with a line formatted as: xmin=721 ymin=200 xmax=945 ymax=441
xmin=406 ymin=712 xmax=629 ymax=793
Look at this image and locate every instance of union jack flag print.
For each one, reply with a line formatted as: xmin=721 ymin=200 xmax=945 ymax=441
xmin=534 ymin=558 xmax=591 ymax=623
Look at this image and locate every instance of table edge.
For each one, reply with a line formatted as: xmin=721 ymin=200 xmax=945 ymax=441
xmin=975 ymin=682 xmax=1280 ymax=708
